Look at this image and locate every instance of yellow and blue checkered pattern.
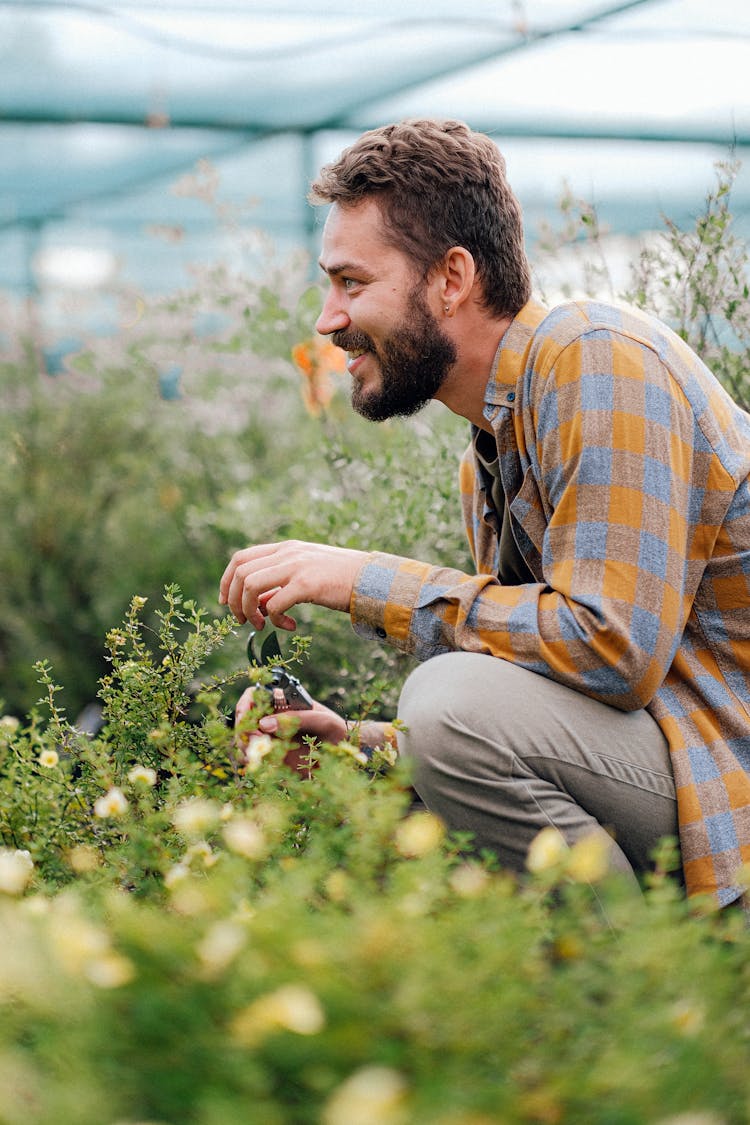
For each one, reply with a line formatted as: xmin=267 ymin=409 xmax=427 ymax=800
xmin=351 ymin=298 xmax=750 ymax=909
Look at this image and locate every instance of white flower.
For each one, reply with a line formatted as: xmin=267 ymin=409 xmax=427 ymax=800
xmin=231 ymin=984 xmax=325 ymax=1045
xmin=94 ymin=787 xmax=129 ymax=819
xmin=172 ymin=798 xmax=220 ymax=838
xmin=127 ymin=764 xmax=157 ymax=787
xmin=222 ymin=817 xmax=267 ymax=860
xmin=0 ymin=715 xmax=20 ymax=734
xmin=85 ymin=952 xmax=135 ymax=989
xmin=51 ymin=914 xmax=109 ymax=972
xmin=449 ymin=863 xmax=490 ymax=898
xmin=196 ymin=920 xmax=246 ymax=974
xmin=323 ymin=1066 xmax=408 ymax=1125
xmin=185 ymin=841 xmax=218 ymax=868
xmin=0 ymin=848 xmax=34 ymax=894
xmin=164 ymin=863 xmax=190 ymax=889
xmin=243 ymin=733 xmax=274 ymax=772
xmin=38 ymin=748 xmax=59 ymax=769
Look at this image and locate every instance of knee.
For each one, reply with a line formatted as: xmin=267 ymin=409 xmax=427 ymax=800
xmin=397 ymin=655 xmax=452 ymax=763
xmin=396 ymin=652 xmax=543 ymax=779
xmin=397 ymin=652 xmax=495 ymax=776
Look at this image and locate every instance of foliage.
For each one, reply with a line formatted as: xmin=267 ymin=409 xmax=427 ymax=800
xmin=4 ymin=158 xmax=749 ymax=720
xmin=0 ymin=239 xmax=468 ymax=719
xmin=1 ymin=157 xmax=750 ymax=1123
xmin=0 ymin=593 xmax=749 ymax=1125
xmin=535 ymin=159 xmax=750 ymax=408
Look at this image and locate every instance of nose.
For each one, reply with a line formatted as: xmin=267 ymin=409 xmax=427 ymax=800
xmin=315 ymin=287 xmax=350 ymax=336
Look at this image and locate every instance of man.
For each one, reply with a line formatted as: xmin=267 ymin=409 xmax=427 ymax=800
xmin=219 ymin=119 xmax=750 ymax=910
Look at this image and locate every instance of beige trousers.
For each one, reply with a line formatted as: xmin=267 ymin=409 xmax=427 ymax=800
xmin=397 ymin=652 xmax=679 ymax=881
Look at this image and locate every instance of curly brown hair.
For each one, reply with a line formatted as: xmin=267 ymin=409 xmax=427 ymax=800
xmin=309 ymin=119 xmax=531 ymax=319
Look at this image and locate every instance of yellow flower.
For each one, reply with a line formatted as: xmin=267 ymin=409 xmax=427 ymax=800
xmin=526 ymin=826 xmax=568 ymax=874
xmin=338 ymin=740 xmax=369 ymax=766
xmin=325 ymin=868 xmax=350 ymax=903
xmin=0 ymin=849 xmax=33 ymax=895
xmin=127 ymin=764 xmax=157 ymax=786
xmin=394 ymin=812 xmax=445 ymax=858
xmin=322 ymin=1066 xmax=409 ymax=1125
xmin=669 ymin=999 xmax=706 ymax=1038
xmin=566 ymin=832 xmax=613 ymax=883
xmin=94 ymin=787 xmax=129 ymax=819
xmin=38 ymin=748 xmax=59 ymax=769
xmin=231 ymin=984 xmax=325 ymax=1045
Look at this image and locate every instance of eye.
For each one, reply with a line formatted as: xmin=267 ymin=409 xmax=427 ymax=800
xmin=343 ymin=277 xmax=361 ymax=292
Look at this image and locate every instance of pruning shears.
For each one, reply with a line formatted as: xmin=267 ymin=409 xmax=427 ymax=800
xmin=247 ymin=630 xmax=314 ymax=712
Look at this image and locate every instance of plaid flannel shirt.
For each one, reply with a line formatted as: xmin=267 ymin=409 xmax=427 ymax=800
xmin=351 ymin=298 xmax=750 ymax=908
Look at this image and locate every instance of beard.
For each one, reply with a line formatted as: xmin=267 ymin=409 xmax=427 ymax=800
xmin=332 ymin=289 xmax=457 ymax=422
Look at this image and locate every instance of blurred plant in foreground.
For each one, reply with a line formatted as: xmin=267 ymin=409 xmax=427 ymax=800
xmin=0 ymin=589 xmax=748 ymax=1125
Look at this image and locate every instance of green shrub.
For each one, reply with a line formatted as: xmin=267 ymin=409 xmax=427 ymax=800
xmin=0 ymin=591 xmax=748 ymax=1125
xmin=0 ymin=253 xmax=469 ymax=720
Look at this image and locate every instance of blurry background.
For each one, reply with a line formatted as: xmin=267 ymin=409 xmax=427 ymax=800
xmin=2 ymin=0 xmax=750 ymax=720
xmin=2 ymin=0 xmax=749 ymax=338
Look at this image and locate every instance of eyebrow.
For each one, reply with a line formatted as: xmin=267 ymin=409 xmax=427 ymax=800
xmin=317 ymin=259 xmax=370 ymax=280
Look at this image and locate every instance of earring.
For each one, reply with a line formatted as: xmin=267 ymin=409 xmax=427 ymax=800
xmin=444 ymin=305 xmax=450 ymax=313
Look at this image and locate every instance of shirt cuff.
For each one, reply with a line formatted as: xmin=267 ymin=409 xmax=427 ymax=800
xmin=350 ymin=551 xmax=435 ymax=652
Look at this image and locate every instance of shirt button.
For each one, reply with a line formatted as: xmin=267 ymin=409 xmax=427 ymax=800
xmin=376 ymin=627 xmax=387 ymax=639
xmin=507 ymin=391 xmax=516 ymax=402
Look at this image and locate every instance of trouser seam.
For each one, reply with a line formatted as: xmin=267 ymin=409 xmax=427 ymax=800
xmin=524 ymin=754 xmax=677 ymax=800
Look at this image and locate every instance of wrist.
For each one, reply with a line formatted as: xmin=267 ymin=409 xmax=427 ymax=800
xmin=349 ymin=720 xmax=399 ymax=760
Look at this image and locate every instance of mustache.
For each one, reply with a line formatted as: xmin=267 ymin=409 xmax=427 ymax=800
xmin=330 ymin=329 xmax=374 ymax=353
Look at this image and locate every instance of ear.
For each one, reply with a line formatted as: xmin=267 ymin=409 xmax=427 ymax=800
xmin=433 ymin=246 xmax=476 ymax=317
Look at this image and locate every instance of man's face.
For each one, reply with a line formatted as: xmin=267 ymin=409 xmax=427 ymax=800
xmin=316 ymin=200 xmax=456 ymax=421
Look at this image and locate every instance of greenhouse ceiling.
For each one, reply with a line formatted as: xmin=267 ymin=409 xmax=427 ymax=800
xmin=1 ymin=0 xmax=750 ymax=308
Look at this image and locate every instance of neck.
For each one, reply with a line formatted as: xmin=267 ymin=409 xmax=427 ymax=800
xmin=434 ymin=310 xmax=513 ymax=432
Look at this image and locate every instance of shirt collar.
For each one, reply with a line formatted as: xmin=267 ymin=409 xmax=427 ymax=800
xmin=482 ymin=298 xmax=549 ymax=410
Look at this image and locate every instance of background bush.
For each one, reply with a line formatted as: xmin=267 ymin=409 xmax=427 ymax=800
xmin=3 ymin=160 xmax=749 ymax=723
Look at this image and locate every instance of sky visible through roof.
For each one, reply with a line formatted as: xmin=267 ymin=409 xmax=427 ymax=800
xmin=0 ymin=0 xmax=748 ymax=336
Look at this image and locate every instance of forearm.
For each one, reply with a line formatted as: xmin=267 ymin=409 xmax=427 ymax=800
xmin=350 ymin=550 xmax=683 ymax=711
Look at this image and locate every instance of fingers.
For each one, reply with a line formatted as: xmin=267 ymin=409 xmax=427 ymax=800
xmin=219 ymin=540 xmax=367 ymax=626
xmin=219 ymin=543 xmax=302 ymax=628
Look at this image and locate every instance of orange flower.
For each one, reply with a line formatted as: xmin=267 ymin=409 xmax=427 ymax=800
xmin=291 ymin=338 xmax=346 ymax=416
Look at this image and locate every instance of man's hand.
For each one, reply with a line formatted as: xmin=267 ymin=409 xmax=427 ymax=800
xmin=235 ymin=685 xmax=349 ymax=774
xmin=235 ymin=685 xmax=348 ymax=744
xmin=219 ymin=539 xmax=370 ymax=630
